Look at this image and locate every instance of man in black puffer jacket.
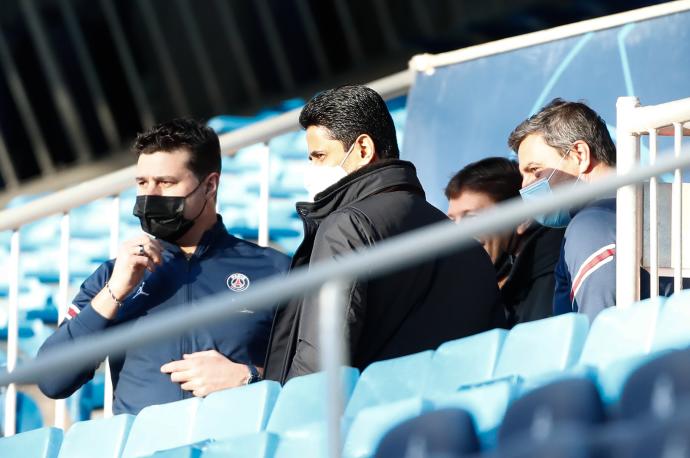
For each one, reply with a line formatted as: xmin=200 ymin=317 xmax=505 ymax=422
xmin=264 ymin=85 xmax=504 ymax=383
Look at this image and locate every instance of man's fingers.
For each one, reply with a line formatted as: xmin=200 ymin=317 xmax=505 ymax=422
xmin=169 ymin=370 xmax=193 ymax=383
xmin=180 ymin=381 xmax=196 ymax=392
xmin=160 ymin=359 xmax=191 ymax=373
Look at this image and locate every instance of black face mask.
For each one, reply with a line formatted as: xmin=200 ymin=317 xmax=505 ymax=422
xmin=133 ymin=180 xmax=208 ymax=243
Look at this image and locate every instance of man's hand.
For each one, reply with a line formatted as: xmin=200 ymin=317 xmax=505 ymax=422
xmin=160 ymin=350 xmax=256 ymax=397
xmin=108 ymin=235 xmax=164 ymax=300
xmin=91 ymin=235 xmax=164 ymax=320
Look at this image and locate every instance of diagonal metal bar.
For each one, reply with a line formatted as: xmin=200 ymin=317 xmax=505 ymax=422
xmin=138 ymin=0 xmax=191 ymax=116
xmin=294 ymin=0 xmax=331 ymax=78
xmin=174 ymin=0 xmax=225 ymax=113
xmin=99 ymin=0 xmax=155 ymax=128
xmin=213 ymin=0 xmax=260 ymax=104
xmin=19 ymin=0 xmax=92 ymax=162
xmin=2 ymin=152 xmax=690 ymax=387
xmin=0 ymin=123 xmax=19 ymax=189
xmin=254 ymin=0 xmax=295 ymax=91
xmin=0 ymin=25 xmax=55 ymax=175
xmin=59 ymin=0 xmax=120 ymax=150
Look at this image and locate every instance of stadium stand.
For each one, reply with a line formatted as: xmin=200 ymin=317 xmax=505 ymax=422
xmin=4 ymin=294 xmax=690 ymax=456
xmin=2 ymin=2 xmax=690 ymax=457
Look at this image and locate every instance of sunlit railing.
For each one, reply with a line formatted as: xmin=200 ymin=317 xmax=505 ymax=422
xmin=615 ymin=96 xmax=690 ymax=308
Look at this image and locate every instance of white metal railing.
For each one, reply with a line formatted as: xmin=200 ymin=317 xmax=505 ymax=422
xmin=0 ymin=0 xmax=688 ymax=441
xmin=0 ymin=69 xmax=411 ymax=435
xmin=1 ymin=149 xmax=690 ymax=456
xmin=616 ymin=96 xmax=690 ymax=309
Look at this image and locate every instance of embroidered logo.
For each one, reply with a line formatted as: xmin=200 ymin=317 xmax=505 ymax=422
xmin=133 ymin=282 xmax=149 ymax=299
xmin=227 ymin=273 xmax=250 ymax=292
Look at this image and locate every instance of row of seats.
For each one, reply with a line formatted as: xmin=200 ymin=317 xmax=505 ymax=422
xmin=3 ymin=289 xmax=689 ymax=457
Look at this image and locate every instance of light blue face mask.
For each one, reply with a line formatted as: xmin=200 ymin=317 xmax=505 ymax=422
xmin=519 ymin=156 xmax=581 ymax=228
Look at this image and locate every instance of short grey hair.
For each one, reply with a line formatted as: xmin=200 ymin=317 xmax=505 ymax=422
xmin=508 ymin=98 xmax=616 ymax=166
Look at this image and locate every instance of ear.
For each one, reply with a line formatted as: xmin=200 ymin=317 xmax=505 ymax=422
xmin=354 ymin=134 xmax=377 ymax=167
xmin=570 ymin=140 xmax=594 ymax=175
xmin=205 ymin=172 xmax=220 ymax=199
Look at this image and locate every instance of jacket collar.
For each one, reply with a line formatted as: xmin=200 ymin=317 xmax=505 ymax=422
xmin=160 ymin=215 xmax=228 ymax=258
xmin=295 ymin=159 xmax=425 ymax=222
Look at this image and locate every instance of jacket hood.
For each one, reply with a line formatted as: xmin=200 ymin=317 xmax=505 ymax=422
xmin=295 ymin=159 xmax=425 ymax=222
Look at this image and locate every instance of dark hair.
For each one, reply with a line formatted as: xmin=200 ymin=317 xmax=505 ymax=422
xmin=445 ymin=157 xmax=522 ymax=203
xmin=298 ymin=85 xmax=399 ymax=159
xmin=507 ymin=98 xmax=616 ymax=166
xmin=133 ymin=118 xmax=221 ymax=180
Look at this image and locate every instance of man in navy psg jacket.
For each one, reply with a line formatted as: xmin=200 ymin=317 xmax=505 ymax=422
xmin=38 ymin=119 xmax=290 ymax=415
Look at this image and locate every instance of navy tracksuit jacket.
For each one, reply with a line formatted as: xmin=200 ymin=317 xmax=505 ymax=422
xmin=38 ymin=217 xmax=290 ymax=414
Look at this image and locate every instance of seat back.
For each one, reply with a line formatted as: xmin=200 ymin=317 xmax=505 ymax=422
xmin=192 ymin=381 xmax=281 ymax=443
xmin=578 ymin=299 xmax=662 ymax=370
xmin=497 ymin=377 xmax=605 ymax=446
xmin=425 ymin=329 xmax=508 ymax=396
xmin=58 ymin=414 xmax=134 ymax=458
xmin=201 ymin=432 xmax=279 ymax=458
xmin=0 ymin=427 xmax=63 ymax=458
xmin=494 ymin=313 xmax=589 ymax=379
xmin=343 ymin=398 xmax=430 ymax=458
xmin=652 ymin=292 xmax=690 ymax=351
xmin=618 ymin=348 xmax=690 ymax=420
xmin=345 ymin=351 xmax=433 ymax=418
xmin=373 ymin=408 xmax=479 ymax=458
xmin=267 ymin=367 xmax=358 ymax=434
xmin=121 ymin=398 xmax=201 ymax=458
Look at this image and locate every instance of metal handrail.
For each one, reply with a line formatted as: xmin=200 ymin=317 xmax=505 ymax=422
xmin=2 ymin=147 xmax=690 ymax=387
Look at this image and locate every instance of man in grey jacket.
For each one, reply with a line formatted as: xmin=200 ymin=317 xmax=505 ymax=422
xmin=264 ymin=85 xmax=504 ymax=383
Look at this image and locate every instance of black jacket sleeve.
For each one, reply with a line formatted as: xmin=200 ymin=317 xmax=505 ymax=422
xmin=286 ymin=209 xmax=375 ymax=379
xmin=37 ymin=263 xmax=113 ymax=399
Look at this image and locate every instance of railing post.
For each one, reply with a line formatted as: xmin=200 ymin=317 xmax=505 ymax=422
xmin=4 ymin=229 xmax=20 ymax=436
xmin=672 ymin=122 xmax=684 ymax=292
xmin=54 ymin=212 xmax=71 ymax=428
xmin=104 ymin=195 xmax=121 ymax=418
xmin=319 ymin=280 xmax=349 ymax=458
xmin=616 ymin=96 xmax=642 ymax=308
xmin=648 ymin=129 xmax=659 ymax=298
xmin=258 ymin=142 xmax=271 ymax=247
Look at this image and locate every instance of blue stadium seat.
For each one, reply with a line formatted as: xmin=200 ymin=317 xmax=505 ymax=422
xmin=343 ymin=397 xmax=431 ymax=458
xmin=273 ymin=425 xmax=327 ymax=458
xmin=0 ymin=427 xmax=63 ymax=458
xmin=147 ymin=444 xmax=204 ymax=458
xmin=425 ymin=328 xmax=508 ymax=396
xmin=493 ymin=313 xmax=589 ymax=381
xmin=373 ymin=408 xmax=479 ymax=458
xmin=617 ymin=348 xmax=690 ymax=420
xmin=429 ymin=379 xmax=516 ymax=445
xmin=191 ymin=381 xmax=281 ymax=443
xmin=121 ymin=398 xmax=201 ymax=458
xmin=0 ymin=391 xmax=44 ymax=434
xmin=578 ymin=298 xmax=662 ymax=372
xmin=652 ymin=291 xmax=690 ymax=351
xmin=345 ymin=351 xmax=433 ymax=418
xmin=58 ymin=414 xmax=134 ymax=458
xmin=497 ymin=377 xmax=605 ymax=447
xmin=200 ymin=432 xmax=279 ymax=458
xmin=267 ymin=368 xmax=359 ymax=435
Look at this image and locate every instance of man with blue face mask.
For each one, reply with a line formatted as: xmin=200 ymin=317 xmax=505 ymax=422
xmin=508 ymin=98 xmax=619 ymax=321
xmin=264 ymin=85 xmax=504 ymax=383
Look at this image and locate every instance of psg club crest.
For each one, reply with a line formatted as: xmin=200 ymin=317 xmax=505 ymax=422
xmin=227 ymin=273 xmax=250 ymax=292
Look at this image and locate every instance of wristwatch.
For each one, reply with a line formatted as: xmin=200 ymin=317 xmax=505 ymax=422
xmin=246 ymin=364 xmax=262 ymax=385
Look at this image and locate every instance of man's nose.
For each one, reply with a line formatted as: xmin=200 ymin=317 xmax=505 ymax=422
xmin=142 ymin=183 xmax=163 ymax=195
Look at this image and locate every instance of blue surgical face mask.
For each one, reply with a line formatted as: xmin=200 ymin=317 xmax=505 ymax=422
xmin=519 ymin=154 xmax=581 ymax=228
